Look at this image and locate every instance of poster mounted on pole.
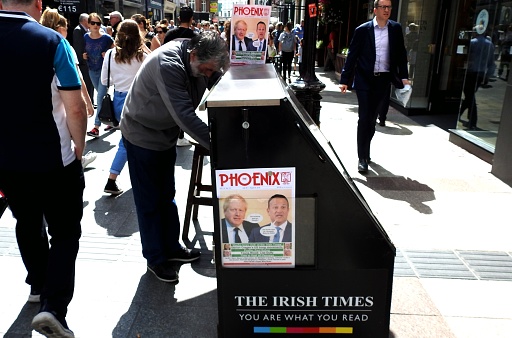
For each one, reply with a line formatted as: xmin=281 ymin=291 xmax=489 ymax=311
xmin=216 ymin=167 xmax=296 ymax=267
xmin=230 ymin=5 xmax=272 ymax=65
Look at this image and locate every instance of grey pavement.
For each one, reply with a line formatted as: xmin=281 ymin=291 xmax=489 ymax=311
xmin=1 ymin=68 xmax=512 ymax=337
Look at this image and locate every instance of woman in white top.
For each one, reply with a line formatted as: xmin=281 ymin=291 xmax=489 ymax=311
xmin=100 ymin=19 xmax=147 ymax=195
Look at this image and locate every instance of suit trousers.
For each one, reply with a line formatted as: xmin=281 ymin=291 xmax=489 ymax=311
xmin=0 ymin=159 xmax=84 ymax=317
xmin=355 ymin=75 xmax=391 ymax=160
xmin=79 ymin=63 xmax=94 ymax=105
xmin=460 ymin=71 xmax=484 ymax=129
xmin=123 ymin=137 xmax=182 ymax=266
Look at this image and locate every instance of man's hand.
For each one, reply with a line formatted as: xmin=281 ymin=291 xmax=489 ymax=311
xmin=402 ymin=79 xmax=411 ymax=86
xmin=339 ymin=84 xmax=348 ymax=93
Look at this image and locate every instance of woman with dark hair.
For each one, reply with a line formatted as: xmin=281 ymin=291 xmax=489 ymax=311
xmin=100 ymin=19 xmax=148 ymax=194
xmin=278 ymin=22 xmax=296 ymax=82
xmin=154 ymin=23 xmax=169 ymax=45
xmin=131 ymin=14 xmax=160 ymax=52
xmin=84 ymin=12 xmax=114 ymax=137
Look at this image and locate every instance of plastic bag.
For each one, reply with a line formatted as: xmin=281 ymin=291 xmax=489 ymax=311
xmin=395 ymin=84 xmax=412 ymax=107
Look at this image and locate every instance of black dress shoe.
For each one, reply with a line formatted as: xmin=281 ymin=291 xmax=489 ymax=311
xmin=379 ymin=119 xmax=385 ymax=126
xmin=358 ymin=159 xmax=368 ymax=173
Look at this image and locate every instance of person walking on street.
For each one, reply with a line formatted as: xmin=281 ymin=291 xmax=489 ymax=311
xmin=108 ymin=10 xmax=123 ymax=39
xmin=324 ymin=25 xmax=339 ymax=72
xmin=339 ymin=0 xmax=409 ymax=173
xmin=41 ymin=8 xmax=97 ymax=169
xmin=459 ymin=26 xmax=495 ymax=130
xmin=73 ymin=13 xmax=95 ymax=106
xmin=101 ymin=19 xmax=147 ymax=195
xmin=278 ymin=22 xmax=296 ymax=82
xmin=121 ymin=31 xmax=229 ymax=283
xmin=163 ymin=6 xmax=198 ymax=147
xmin=0 ymin=1 xmax=87 ymax=337
xmin=84 ymin=12 xmax=114 ymax=138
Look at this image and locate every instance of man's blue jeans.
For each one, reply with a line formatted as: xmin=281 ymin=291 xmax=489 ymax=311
xmin=123 ymin=137 xmax=182 ymax=266
xmin=88 ymin=69 xmax=108 ymax=126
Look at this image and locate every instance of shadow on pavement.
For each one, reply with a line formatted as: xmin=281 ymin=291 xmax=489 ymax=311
xmin=353 ymin=162 xmax=435 ymax=214
xmin=112 ymin=268 xmax=218 ymax=338
xmin=94 ymin=189 xmax=139 ymax=237
xmin=4 ymin=302 xmax=39 ymax=338
xmin=376 ymin=123 xmax=413 ymax=136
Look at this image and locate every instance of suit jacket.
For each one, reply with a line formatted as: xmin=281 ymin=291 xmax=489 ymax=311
xmin=231 ymin=35 xmax=256 ymax=51
xmin=221 ymin=219 xmax=259 ymax=243
xmin=340 ymin=19 xmax=408 ymax=90
xmin=249 ymin=222 xmax=292 ymax=243
xmin=254 ymin=38 xmax=267 ymax=52
xmin=73 ymin=24 xmax=87 ymax=66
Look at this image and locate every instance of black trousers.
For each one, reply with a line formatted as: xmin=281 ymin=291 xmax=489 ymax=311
xmin=281 ymin=51 xmax=294 ymax=78
xmin=79 ymin=63 xmax=95 ymax=105
xmin=355 ymin=74 xmax=391 ymax=160
xmin=0 ymin=160 xmax=84 ymax=317
xmin=460 ymin=71 xmax=484 ymax=129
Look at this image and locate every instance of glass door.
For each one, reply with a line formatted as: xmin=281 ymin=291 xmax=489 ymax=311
xmin=452 ymin=0 xmax=511 ymax=151
xmin=392 ymin=0 xmax=440 ymax=111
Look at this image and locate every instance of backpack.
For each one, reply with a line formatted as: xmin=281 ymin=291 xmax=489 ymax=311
xmin=280 ymin=32 xmax=294 ymax=52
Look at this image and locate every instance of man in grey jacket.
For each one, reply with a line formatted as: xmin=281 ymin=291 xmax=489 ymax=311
xmin=121 ymin=31 xmax=229 ymax=283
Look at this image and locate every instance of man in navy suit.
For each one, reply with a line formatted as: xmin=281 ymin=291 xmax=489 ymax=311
xmin=250 ymin=194 xmax=292 ymax=243
xmin=231 ymin=19 xmax=256 ymax=51
xmin=339 ymin=0 xmax=410 ymax=173
xmin=73 ymin=13 xmax=95 ymax=106
xmin=254 ymin=21 xmax=267 ymax=52
xmin=221 ymin=194 xmax=259 ymax=244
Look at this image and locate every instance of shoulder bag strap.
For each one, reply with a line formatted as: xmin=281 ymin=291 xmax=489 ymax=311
xmin=107 ymin=50 xmax=112 ymax=88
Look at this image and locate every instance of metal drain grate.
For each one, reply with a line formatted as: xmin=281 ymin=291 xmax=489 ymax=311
xmin=404 ymin=250 xmax=477 ymax=279
xmin=394 ymin=249 xmax=416 ymax=277
xmin=458 ymin=251 xmax=512 ymax=281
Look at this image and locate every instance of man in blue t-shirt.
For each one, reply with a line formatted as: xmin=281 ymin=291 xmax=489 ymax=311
xmin=0 ymin=0 xmax=87 ymax=337
xmin=292 ymin=19 xmax=304 ymax=41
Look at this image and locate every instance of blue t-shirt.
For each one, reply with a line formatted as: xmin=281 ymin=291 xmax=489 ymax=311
xmin=293 ymin=26 xmax=304 ymax=40
xmin=84 ymin=34 xmax=114 ymax=71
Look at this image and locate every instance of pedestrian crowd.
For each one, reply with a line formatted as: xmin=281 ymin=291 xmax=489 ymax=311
xmin=0 ymin=0 xmax=414 ymax=337
xmin=0 ymin=3 xmax=228 ymax=337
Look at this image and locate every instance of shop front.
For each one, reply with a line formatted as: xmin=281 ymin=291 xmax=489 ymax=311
xmin=164 ymin=0 xmax=178 ymax=21
xmin=395 ymin=0 xmax=511 ymax=184
xmin=344 ymin=0 xmax=512 ymax=185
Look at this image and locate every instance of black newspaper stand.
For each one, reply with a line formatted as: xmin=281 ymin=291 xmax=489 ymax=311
xmin=206 ymin=65 xmax=395 ymax=337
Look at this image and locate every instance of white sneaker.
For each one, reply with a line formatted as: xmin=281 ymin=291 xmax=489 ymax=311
xmin=32 ymin=312 xmax=74 ymax=338
xmin=176 ymin=138 xmax=192 ymax=147
xmin=81 ymin=151 xmax=97 ymax=168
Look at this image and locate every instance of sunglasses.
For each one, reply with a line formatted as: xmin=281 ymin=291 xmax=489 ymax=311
xmin=156 ymin=30 xmax=164 ymax=34
xmin=89 ymin=21 xmax=102 ymax=26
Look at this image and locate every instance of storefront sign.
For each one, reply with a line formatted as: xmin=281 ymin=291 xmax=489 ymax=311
xmin=210 ymin=1 xmax=218 ymax=14
xmin=57 ymin=0 xmax=81 ymax=13
xmin=308 ymin=3 xmax=317 ymax=18
xmin=475 ymin=9 xmax=489 ymax=34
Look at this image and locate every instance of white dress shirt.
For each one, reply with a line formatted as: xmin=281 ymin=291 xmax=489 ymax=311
xmin=267 ymin=221 xmax=289 ymax=243
xmin=226 ymin=221 xmax=250 ymax=243
xmin=234 ymin=37 xmax=248 ymax=51
xmin=373 ymin=17 xmax=390 ymax=73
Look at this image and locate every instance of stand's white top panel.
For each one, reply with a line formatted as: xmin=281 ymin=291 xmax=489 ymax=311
xmin=206 ymin=64 xmax=286 ymax=107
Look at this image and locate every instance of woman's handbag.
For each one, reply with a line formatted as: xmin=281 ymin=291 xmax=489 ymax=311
xmin=98 ymin=51 xmax=119 ymax=127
